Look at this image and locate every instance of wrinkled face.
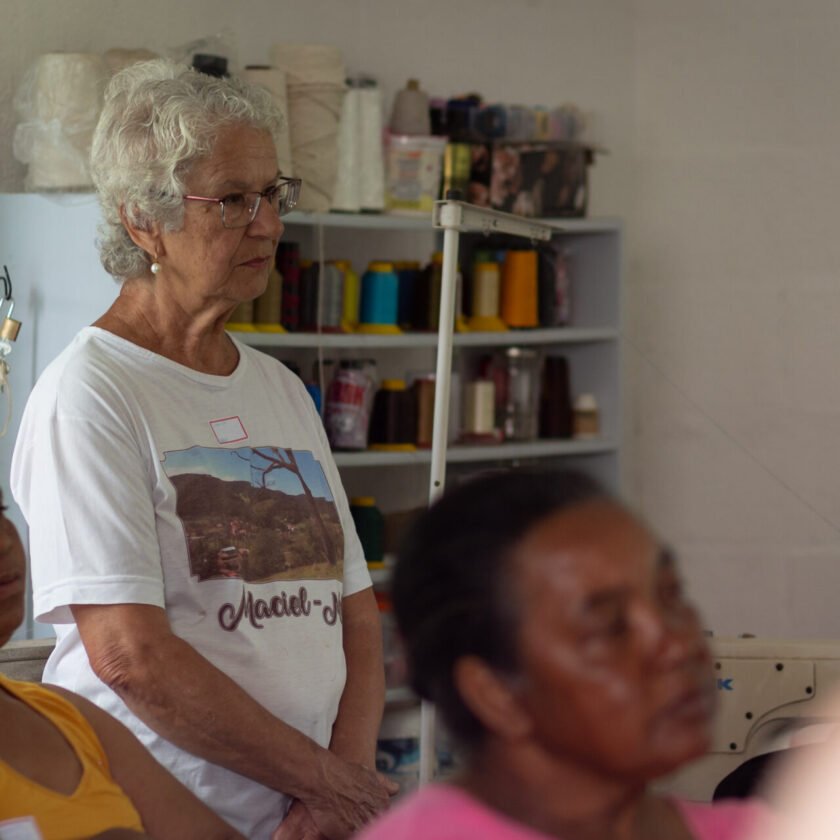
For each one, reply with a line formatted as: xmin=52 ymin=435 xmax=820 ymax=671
xmin=509 ymin=501 xmax=714 ymax=781
xmin=0 ymin=504 xmax=26 ymax=647
xmin=159 ymin=124 xmax=283 ymax=307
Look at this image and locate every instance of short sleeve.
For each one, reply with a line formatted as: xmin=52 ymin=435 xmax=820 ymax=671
xmin=12 ymin=367 xmax=165 ymax=624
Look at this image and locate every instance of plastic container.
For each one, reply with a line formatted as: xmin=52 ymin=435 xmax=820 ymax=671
xmin=573 ymin=393 xmax=600 ymax=439
xmin=324 ymin=360 xmax=376 ymax=450
xmin=385 ymin=134 xmax=446 ymax=215
xmin=374 ymin=589 xmax=406 ymax=688
xmin=502 ymin=347 xmax=541 ymax=441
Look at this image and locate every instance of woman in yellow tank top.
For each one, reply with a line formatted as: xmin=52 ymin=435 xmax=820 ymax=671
xmin=0 ymin=501 xmax=243 ymax=840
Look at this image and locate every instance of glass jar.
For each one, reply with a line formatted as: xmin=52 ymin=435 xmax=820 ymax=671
xmin=501 ymin=347 xmax=541 ymax=441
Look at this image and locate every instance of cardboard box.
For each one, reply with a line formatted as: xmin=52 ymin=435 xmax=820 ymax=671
xmin=467 ymin=142 xmax=594 ymax=218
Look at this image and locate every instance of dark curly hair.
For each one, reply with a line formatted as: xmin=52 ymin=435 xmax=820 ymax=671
xmin=391 ymin=468 xmax=610 ymax=750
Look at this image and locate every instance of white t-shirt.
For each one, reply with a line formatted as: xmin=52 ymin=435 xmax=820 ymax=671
xmin=11 ymin=327 xmax=372 ymax=840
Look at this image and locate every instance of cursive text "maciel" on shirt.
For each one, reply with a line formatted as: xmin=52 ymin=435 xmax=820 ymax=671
xmin=218 ymin=586 xmax=342 ymax=631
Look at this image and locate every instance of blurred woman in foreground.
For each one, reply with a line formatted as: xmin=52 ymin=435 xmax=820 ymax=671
xmin=359 ymin=470 xmax=773 ymax=840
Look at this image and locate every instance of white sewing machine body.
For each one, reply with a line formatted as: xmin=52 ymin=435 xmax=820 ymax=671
xmin=658 ymin=637 xmax=840 ymax=801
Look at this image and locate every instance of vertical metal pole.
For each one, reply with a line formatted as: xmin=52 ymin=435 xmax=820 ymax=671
xmin=419 ymin=223 xmax=461 ymax=785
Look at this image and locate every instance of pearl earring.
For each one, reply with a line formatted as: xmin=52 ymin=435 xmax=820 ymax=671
xmin=151 ymin=261 xmax=161 ymax=275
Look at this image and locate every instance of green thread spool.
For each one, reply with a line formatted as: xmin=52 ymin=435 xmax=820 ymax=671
xmin=350 ymin=496 xmax=384 ymax=564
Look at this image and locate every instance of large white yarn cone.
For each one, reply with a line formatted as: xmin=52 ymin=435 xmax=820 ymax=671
xmin=270 ymin=44 xmax=346 ymax=212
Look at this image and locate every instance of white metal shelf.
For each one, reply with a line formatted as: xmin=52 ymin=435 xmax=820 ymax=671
xmin=284 ymin=210 xmax=434 ymax=231
xmin=333 ymin=438 xmax=617 ymax=468
xmin=232 ymin=326 xmax=618 ymax=349
xmin=283 ymin=208 xmax=621 ymax=235
xmin=385 ymin=686 xmax=418 ymax=706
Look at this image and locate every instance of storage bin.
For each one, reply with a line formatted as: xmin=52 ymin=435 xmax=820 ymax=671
xmin=468 ymin=141 xmax=594 ymax=218
xmin=385 ymin=134 xmax=447 ymax=215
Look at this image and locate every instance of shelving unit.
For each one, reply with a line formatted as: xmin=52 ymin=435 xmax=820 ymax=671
xmin=235 ymin=202 xmax=622 ymax=785
xmin=235 ymin=206 xmax=623 ymax=495
xmin=232 ymin=325 xmax=617 ymax=348
xmin=330 ymin=438 xmax=617 ymax=468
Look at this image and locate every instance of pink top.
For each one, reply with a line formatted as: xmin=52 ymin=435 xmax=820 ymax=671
xmin=356 ymin=784 xmax=771 ymax=840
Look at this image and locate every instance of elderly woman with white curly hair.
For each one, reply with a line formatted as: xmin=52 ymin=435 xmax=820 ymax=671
xmin=10 ymin=59 xmax=396 ymax=840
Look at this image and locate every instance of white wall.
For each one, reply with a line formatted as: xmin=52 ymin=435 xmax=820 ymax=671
xmin=0 ymin=0 xmax=635 ymax=216
xmin=5 ymin=0 xmax=840 ymax=639
xmin=628 ymin=0 xmax=840 ymax=636
xmin=0 ymin=0 xmax=636 ymax=639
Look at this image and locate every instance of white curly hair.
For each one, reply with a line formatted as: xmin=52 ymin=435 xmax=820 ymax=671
xmin=91 ymin=59 xmax=284 ymax=280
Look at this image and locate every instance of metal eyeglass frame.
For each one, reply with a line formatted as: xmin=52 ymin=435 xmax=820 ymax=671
xmin=183 ymin=177 xmax=302 ymax=228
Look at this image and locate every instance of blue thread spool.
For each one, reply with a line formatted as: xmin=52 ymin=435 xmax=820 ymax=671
xmin=358 ymin=261 xmax=402 ymax=335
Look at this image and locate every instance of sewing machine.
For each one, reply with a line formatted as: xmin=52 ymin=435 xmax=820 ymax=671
xmin=658 ymin=637 xmax=840 ymax=801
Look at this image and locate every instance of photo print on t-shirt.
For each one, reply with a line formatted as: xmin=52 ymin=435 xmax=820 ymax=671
xmin=161 ymin=445 xmax=343 ymax=584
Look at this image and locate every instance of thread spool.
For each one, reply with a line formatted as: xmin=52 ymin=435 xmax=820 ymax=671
xmin=413 ymin=375 xmax=436 ymax=448
xmin=389 ymin=79 xmax=431 ymax=136
xmin=501 ymin=250 xmax=539 ymax=328
xmin=408 ymin=370 xmax=461 ymax=444
xmin=358 ymin=84 xmax=386 ymax=210
xmin=540 ymin=356 xmax=573 ymax=439
xmin=297 ymin=260 xmax=343 ymax=332
xmin=332 ymin=83 xmax=362 ymax=211
xmin=241 ymin=66 xmax=294 ymax=177
xmin=269 ymin=44 xmax=346 ymax=86
xmin=369 ymin=380 xmax=417 ymax=451
xmin=468 ymin=262 xmax=507 ymax=332
xmin=270 ymin=44 xmax=347 ymax=212
xmin=298 ymin=260 xmax=318 ymax=330
xmin=358 ymin=262 xmax=401 ymax=335
xmin=285 ymin=82 xmax=346 ymax=211
xmin=320 ymin=262 xmax=344 ymax=332
xmin=332 ymin=260 xmax=359 ymax=331
xmin=277 ymin=242 xmax=301 ymax=331
xmin=305 ymin=382 xmax=322 ymax=414
xmin=394 ymin=261 xmax=421 ymax=330
xmin=461 ymin=380 xmax=500 ymax=443
xmin=14 ymin=52 xmax=108 ymax=190
xmin=254 ymin=268 xmax=284 ymax=331
xmin=227 ymin=299 xmax=256 ymax=331
xmin=350 ymin=497 xmax=385 ymax=564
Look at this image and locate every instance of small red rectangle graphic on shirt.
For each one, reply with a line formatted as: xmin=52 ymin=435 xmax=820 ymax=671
xmin=210 ymin=416 xmax=248 ymax=444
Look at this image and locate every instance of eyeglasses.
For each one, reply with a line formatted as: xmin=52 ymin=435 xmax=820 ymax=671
xmin=183 ymin=177 xmax=301 ymax=228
